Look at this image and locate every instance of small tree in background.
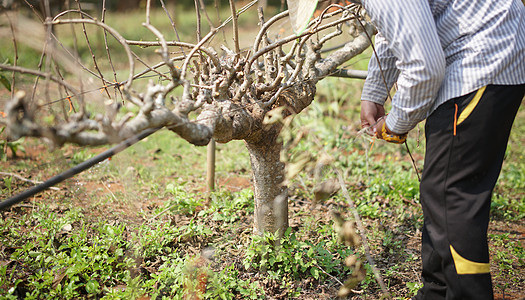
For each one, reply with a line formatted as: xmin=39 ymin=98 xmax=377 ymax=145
xmin=0 ymin=0 xmax=374 ymax=236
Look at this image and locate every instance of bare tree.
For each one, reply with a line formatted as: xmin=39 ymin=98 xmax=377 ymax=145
xmin=0 ymin=0 xmax=375 ymax=236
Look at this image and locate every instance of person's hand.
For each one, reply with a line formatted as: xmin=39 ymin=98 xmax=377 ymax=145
xmin=360 ymin=100 xmax=385 ymax=135
xmin=360 ymin=100 xmax=407 ymax=143
xmin=375 ymin=119 xmax=407 ymax=143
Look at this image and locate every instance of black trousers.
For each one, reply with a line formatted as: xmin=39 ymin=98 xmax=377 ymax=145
xmin=415 ymin=84 xmax=525 ymax=300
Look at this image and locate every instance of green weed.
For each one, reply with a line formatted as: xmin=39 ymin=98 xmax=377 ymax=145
xmin=490 ymin=233 xmax=524 ymax=294
xmin=1 ymin=127 xmax=26 ymax=161
xmin=207 ymin=189 xmax=254 ymax=223
xmin=244 ymin=227 xmax=353 ymax=287
xmin=491 ymin=194 xmax=525 ymax=221
xmin=164 ymin=184 xmax=206 ymax=216
xmin=70 ymin=148 xmax=96 ymax=165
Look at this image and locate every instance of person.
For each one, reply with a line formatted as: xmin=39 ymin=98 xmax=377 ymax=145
xmin=356 ymin=0 xmax=525 ymax=299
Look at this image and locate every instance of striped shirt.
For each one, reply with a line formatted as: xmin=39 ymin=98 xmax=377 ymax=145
xmin=360 ymin=0 xmax=525 ymax=134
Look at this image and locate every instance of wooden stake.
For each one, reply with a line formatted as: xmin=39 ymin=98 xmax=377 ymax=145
xmin=206 ymin=138 xmax=216 ymax=192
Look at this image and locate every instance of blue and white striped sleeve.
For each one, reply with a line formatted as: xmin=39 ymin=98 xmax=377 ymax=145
xmin=361 ymin=0 xmax=446 ymax=134
xmin=361 ymin=32 xmax=400 ymax=106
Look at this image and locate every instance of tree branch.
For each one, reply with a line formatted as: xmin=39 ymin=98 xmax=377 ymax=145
xmin=315 ymin=22 xmax=376 ymax=78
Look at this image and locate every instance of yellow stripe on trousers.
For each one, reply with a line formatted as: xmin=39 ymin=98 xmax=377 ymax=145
xmin=450 ymin=245 xmax=490 ymax=275
xmin=457 ymin=86 xmax=487 ymax=125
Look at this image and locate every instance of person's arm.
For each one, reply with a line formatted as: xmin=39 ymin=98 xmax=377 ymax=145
xmin=360 ymin=32 xmax=399 ymax=132
xmin=361 ymin=32 xmax=400 ymax=107
xmin=361 ymin=0 xmax=446 ymax=135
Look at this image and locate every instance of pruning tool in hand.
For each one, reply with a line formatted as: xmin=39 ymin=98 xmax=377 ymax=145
xmin=376 ymin=122 xmax=407 ymax=144
xmin=364 ymin=116 xmax=407 ymax=144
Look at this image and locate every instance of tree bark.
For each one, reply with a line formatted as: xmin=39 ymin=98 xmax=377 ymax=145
xmin=242 ymin=82 xmax=315 ymax=236
xmin=246 ymin=133 xmax=288 ymax=236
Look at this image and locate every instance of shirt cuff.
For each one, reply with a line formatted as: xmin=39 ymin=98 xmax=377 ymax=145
xmin=385 ymin=111 xmax=416 ymax=135
xmin=360 ymin=89 xmax=388 ymax=106
xmin=361 ymin=97 xmax=386 ymax=106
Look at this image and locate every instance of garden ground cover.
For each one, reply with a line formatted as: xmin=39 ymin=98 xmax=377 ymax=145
xmin=1 ymin=80 xmax=523 ymax=298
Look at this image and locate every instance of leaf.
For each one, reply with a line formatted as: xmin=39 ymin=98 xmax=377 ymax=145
xmin=0 ymin=74 xmax=11 ymax=92
xmin=286 ymin=152 xmax=314 ymax=181
xmin=287 ymin=0 xmax=319 ymax=34
xmin=85 ymin=280 xmax=99 ymax=294
xmin=263 ymin=106 xmax=286 ymax=125
xmin=313 ymin=178 xmax=341 ymax=202
xmin=61 ymin=224 xmax=72 ymax=232
xmin=310 ymin=267 xmax=320 ymax=279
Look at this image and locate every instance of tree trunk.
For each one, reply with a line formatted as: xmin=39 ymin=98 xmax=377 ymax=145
xmin=246 ymin=137 xmax=288 ymax=236
xmin=242 ymin=83 xmax=316 ymax=236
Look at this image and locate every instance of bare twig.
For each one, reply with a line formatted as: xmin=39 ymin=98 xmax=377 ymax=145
xmin=22 ymin=0 xmax=43 ymax=22
xmin=178 ymin=0 xmax=259 ymax=80
xmin=53 ymin=9 xmax=96 ymax=25
xmin=50 ymin=18 xmax=135 ymax=91
xmin=0 ymin=64 xmax=80 ymax=97
xmin=316 ymin=21 xmax=376 ymax=78
xmin=50 ymin=11 xmax=117 ymax=87
xmin=75 ymin=0 xmax=111 ymax=99
xmin=404 ymin=142 xmax=421 ymax=181
xmin=101 ymin=181 xmax=119 ymax=202
xmin=43 ymin=0 xmax=55 ymax=106
xmin=194 ymin=0 xmax=202 ymax=41
xmin=131 ymin=52 xmax=172 ymax=82
xmin=313 ymin=263 xmax=344 ymax=286
xmin=0 ymin=172 xmax=60 ymax=191
xmin=180 ymin=30 xmax=218 ymax=80
xmin=126 ymin=40 xmax=220 ymax=68
xmin=53 ymin=63 xmax=76 ymax=116
xmin=142 ymin=22 xmax=180 ymax=83
xmin=198 ymin=0 xmax=216 ymax=30
xmin=228 ymin=0 xmax=240 ymax=56
xmin=248 ymin=14 xmax=356 ymax=78
xmin=253 ymin=10 xmax=289 ymax=54
xmin=336 ymin=170 xmax=390 ymax=298
xmin=29 ymin=46 xmax=46 ymax=107
xmin=5 ymin=12 xmax=18 ymax=98
xmin=101 ymin=0 xmax=122 ymax=100
xmin=145 ymin=0 xmax=152 ymax=25
xmin=159 ymin=0 xmax=186 ymax=57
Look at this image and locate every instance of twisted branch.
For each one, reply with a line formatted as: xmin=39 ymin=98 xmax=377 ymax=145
xmin=2 ymin=3 xmax=374 ymax=152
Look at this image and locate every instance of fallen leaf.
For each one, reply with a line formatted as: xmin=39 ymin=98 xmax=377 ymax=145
xmin=61 ymin=224 xmax=72 ymax=232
